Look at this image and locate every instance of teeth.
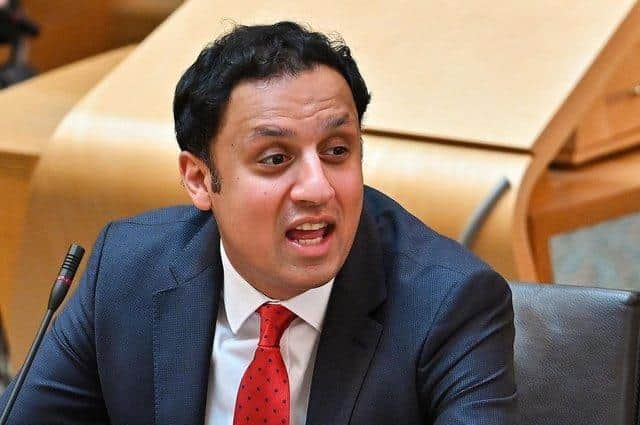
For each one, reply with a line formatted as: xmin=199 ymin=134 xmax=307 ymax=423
xmin=296 ymin=237 xmax=323 ymax=246
xmin=295 ymin=222 xmax=328 ymax=231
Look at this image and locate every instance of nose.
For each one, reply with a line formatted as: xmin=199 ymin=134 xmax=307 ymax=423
xmin=290 ymin=154 xmax=335 ymax=206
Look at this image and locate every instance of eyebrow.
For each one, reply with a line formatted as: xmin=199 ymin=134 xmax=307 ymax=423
xmin=321 ymin=113 xmax=355 ymax=131
xmin=250 ymin=126 xmax=297 ymax=140
xmin=248 ymin=113 xmax=356 ymax=141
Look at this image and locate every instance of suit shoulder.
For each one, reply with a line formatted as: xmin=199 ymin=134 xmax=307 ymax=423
xmin=116 ymin=205 xmax=204 ymax=226
xmin=362 ymin=187 xmax=511 ymax=339
xmin=363 ymin=185 xmax=494 ymax=280
xmin=97 ymin=205 xmax=211 ymax=266
xmin=86 ymin=206 xmax=214 ymax=302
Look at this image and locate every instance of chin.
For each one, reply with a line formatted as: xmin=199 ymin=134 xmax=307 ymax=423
xmin=286 ymin=265 xmax=338 ymax=290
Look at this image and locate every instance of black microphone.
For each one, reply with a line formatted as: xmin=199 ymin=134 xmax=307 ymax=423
xmin=0 ymin=244 xmax=85 ymax=425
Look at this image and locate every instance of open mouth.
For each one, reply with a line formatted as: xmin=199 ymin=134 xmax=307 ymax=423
xmin=285 ymin=221 xmax=335 ymax=246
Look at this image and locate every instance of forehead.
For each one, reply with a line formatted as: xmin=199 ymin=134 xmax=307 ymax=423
xmin=224 ymin=65 xmax=358 ymax=128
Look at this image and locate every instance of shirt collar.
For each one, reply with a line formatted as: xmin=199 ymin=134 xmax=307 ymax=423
xmin=220 ymin=240 xmax=334 ymax=334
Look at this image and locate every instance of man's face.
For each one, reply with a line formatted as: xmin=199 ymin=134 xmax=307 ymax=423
xmin=206 ymin=65 xmax=364 ymax=299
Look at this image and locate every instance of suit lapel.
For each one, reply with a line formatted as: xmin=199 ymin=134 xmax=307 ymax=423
xmin=152 ymin=216 xmax=222 ymax=425
xmin=306 ymin=211 xmax=387 ymax=425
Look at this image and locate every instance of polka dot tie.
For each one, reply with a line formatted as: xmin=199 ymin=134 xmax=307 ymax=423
xmin=233 ymin=304 xmax=297 ymax=425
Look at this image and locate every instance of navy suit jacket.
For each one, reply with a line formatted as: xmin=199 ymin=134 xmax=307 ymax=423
xmin=1 ymin=186 xmax=517 ymax=424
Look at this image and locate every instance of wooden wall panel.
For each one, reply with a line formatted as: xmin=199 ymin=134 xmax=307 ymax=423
xmin=0 ymin=154 xmax=37 ymax=328
xmin=0 ymin=0 xmax=180 ymax=73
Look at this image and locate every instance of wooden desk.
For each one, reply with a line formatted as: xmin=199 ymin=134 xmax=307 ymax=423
xmin=556 ymin=40 xmax=640 ymax=165
xmin=529 ymin=148 xmax=640 ymax=282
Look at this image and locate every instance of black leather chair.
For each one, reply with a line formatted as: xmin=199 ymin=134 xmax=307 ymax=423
xmin=510 ymin=283 xmax=640 ymax=424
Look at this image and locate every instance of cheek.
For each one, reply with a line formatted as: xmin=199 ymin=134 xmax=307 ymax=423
xmin=228 ymin=176 xmax=289 ymax=227
xmin=337 ymin=168 xmax=364 ymax=236
xmin=334 ymin=165 xmax=364 ymax=203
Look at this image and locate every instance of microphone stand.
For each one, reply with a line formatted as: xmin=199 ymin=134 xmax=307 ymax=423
xmin=0 ymin=244 xmax=85 ymax=425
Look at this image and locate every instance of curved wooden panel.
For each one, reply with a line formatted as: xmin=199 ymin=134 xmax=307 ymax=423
xmin=363 ymin=135 xmax=530 ymax=276
xmin=0 ymin=46 xmax=134 ymax=157
xmin=38 ymin=0 xmax=639 ymax=151
xmin=0 ymin=47 xmax=132 ymax=346
xmin=39 ymin=0 xmax=640 ymax=284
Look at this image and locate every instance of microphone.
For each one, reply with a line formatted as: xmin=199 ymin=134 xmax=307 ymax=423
xmin=0 ymin=243 xmax=85 ymax=425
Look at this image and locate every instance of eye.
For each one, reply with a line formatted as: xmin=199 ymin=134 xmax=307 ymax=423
xmin=322 ymin=145 xmax=350 ymax=160
xmin=259 ymin=153 xmax=290 ymax=166
xmin=330 ymin=146 xmax=348 ymax=156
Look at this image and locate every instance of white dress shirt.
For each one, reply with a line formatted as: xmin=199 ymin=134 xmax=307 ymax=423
xmin=204 ymin=241 xmax=334 ymax=425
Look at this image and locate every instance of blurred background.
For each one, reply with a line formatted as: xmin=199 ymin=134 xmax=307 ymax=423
xmin=0 ymin=0 xmax=182 ymax=75
xmin=1 ymin=0 xmax=640 ymax=381
xmin=0 ymin=0 xmax=183 ymax=387
xmin=2 ymin=1 xmax=639 ymax=290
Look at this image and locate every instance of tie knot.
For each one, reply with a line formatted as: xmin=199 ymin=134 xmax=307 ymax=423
xmin=257 ymin=304 xmax=296 ymax=348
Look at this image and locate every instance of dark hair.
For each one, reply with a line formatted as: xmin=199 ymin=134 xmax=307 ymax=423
xmin=173 ymin=21 xmax=371 ymax=172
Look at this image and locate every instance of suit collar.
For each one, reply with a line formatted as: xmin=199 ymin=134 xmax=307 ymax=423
xmin=153 ymin=214 xmax=222 ymax=425
xmin=168 ymin=212 xmax=220 ymax=288
xmin=306 ymin=209 xmax=388 ymax=425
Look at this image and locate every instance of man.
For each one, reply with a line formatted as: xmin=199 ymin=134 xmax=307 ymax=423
xmin=0 ymin=22 xmax=517 ymax=424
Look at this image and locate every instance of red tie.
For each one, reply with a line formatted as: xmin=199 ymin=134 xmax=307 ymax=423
xmin=234 ymin=304 xmax=297 ymax=425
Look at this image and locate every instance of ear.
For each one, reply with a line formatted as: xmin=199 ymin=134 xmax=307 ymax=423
xmin=178 ymin=151 xmax=213 ymax=211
